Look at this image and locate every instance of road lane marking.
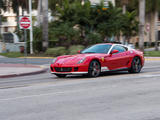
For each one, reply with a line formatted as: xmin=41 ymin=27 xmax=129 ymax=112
xmin=145 ymin=58 xmax=160 ymax=61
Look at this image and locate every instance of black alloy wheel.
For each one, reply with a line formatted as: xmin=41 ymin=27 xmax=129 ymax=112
xmin=55 ymin=74 xmax=67 ymax=78
xmin=128 ymin=57 xmax=142 ymax=73
xmin=88 ymin=60 xmax=101 ymax=77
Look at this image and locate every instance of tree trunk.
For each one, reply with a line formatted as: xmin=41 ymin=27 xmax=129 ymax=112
xmin=123 ymin=4 xmax=126 ymax=14
xmin=37 ymin=0 xmax=43 ymax=27
xmin=122 ymin=4 xmax=126 ymax=44
xmin=42 ymin=0 xmax=48 ymax=52
xmin=0 ymin=15 xmax=2 ymax=36
xmin=16 ymin=9 xmax=20 ymax=32
xmin=139 ymin=0 xmax=145 ymax=52
xmin=154 ymin=11 xmax=159 ymax=51
xmin=147 ymin=13 xmax=152 ymax=47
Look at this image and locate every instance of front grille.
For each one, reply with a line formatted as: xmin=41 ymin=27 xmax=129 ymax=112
xmin=74 ymin=67 xmax=79 ymax=71
xmin=54 ymin=67 xmax=72 ymax=72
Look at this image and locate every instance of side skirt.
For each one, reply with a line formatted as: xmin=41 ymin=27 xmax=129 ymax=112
xmin=101 ymin=67 xmax=129 ymax=73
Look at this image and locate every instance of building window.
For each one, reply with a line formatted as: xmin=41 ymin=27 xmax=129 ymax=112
xmin=4 ymin=27 xmax=8 ymax=32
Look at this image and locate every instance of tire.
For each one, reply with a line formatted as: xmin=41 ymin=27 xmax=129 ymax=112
xmin=128 ymin=57 xmax=142 ymax=73
xmin=88 ymin=60 xmax=101 ymax=77
xmin=55 ymin=74 xmax=67 ymax=78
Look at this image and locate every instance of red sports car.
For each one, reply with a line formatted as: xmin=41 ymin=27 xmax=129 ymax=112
xmin=50 ymin=43 xmax=144 ymax=78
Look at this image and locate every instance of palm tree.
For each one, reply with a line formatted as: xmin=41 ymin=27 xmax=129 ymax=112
xmin=121 ymin=0 xmax=128 ymax=45
xmin=42 ymin=0 xmax=48 ymax=52
xmin=139 ymin=0 xmax=145 ymax=52
xmin=37 ymin=0 xmax=42 ymax=26
xmin=146 ymin=0 xmax=160 ymax=51
xmin=0 ymin=0 xmax=6 ymax=36
xmin=121 ymin=0 xmax=128 ymax=14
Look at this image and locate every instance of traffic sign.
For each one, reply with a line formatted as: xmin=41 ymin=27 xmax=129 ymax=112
xmin=19 ymin=16 xmax=31 ymax=29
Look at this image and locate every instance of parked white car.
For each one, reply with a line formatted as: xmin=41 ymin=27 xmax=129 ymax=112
xmin=0 ymin=32 xmax=25 ymax=53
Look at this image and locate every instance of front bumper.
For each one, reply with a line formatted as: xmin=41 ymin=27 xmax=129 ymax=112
xmin=50 ymin=64 xmax=89 ymax=75
xmin=51 ymin=72 xmax=88 ymax=75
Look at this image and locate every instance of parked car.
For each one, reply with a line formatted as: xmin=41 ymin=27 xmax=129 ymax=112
xmin=50 ymin=43 xmax=144 ymax=78
xmin=0 ymin=32 xmax=25 ymax=53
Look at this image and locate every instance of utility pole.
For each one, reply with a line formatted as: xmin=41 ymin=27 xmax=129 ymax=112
xmin=42 ymin=0 xmax=48 ymax=52
xmin=139 ymin=0 xmax=145 ymax=52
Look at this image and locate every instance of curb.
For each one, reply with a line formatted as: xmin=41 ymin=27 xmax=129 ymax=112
xmin=0 ymin=65 xmax=49 ymax=78
xmin=145 ymin=57 xmax=160 ymax=61
xmin=19 ymin=57 xmax=54 ymax=59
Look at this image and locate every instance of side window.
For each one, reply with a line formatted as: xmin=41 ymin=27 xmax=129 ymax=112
xmin=111 ymin=45 xmax=127 ymax=54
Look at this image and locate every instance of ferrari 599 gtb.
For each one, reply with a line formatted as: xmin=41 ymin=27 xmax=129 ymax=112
xmin=50 ymin=43 xmax=144 ymax=78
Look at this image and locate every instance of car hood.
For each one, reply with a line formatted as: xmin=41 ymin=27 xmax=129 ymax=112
xmin=54 ymin=54 xmax=108 ymax=66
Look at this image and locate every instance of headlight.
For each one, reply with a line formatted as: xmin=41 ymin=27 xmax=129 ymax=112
xmin=77 ymin=58 xmax=86 ymax=64
xmin=52 ymin=58 xmax=57 ymax=64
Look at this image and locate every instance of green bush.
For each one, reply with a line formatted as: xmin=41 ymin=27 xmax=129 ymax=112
xmin=68 ymin=45 xmax=85 ymax=55
xmin=45 ymin=47 xmax=67 ymax=56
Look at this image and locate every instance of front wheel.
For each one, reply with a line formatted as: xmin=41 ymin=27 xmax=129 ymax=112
xmin=55 ymin=74 xmax=67 ymax=78
xmin=88 ymin=60 xmax=101 ymax=77
xmin=128 ymin=57 xmax=142 ymax=73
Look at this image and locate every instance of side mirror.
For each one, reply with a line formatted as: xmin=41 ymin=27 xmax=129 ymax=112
xmin=77 ymin=50 xmax=81 ymax=54
xmin=110 ymin=50 xmax=119 ymax=54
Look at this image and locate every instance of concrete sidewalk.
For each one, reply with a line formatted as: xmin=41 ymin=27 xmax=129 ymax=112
xmin=0 ymin=64 xmax=48 ymax=78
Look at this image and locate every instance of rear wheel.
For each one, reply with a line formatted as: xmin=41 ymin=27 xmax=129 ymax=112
xmin=128 ymin=57 xmax=142 ymax=73
xmin=88 ymin=60 xmax=101 ymax=77
xmin=55 ymin=74 xmax=67 ymax=78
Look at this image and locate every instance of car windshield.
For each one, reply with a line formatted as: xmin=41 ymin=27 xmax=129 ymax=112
xmin=81 ymin=44 xmax=112 ymax=54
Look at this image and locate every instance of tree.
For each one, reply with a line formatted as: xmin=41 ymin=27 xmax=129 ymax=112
xmin=121 ymin=11 xmax=139 ymax=43
xmin=145 ymin=0 xmax=160 ymax=51
xmin=56 ymin=0 xmax=92 ymax=45
xmin=50 ymin=22 xmax=80 ymax=47
xmin=96 ymin=2 xmax=124 ymax=42
xmin=42 ymin=0 xmax=48 ymax=52
xmin=0 ymin=0 xmax=6 ymax=36
xmin=117 ymin=0 xmax=160 ymax=50
xmin=139 ymin=0 xmax=145 ymax=52
xmin=37 ymin=0 xmax=42 ymax=26
xmin=49 ymin=0 xmax=83 ymax=16
xmin=115 ymin=0 xmax=138 ymax=13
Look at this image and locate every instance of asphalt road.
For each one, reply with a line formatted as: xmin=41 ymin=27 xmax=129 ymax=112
xmin=0 ymin=59 xmax=160 ymax=120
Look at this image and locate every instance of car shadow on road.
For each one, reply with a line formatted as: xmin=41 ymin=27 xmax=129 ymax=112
xmin=53 ymin=71 xmax=131 ymax=79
